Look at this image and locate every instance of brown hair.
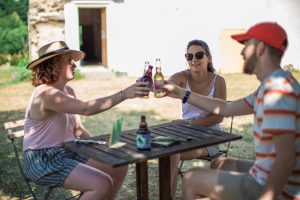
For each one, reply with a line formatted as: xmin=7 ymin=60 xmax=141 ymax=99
xmin=31 ymin=56 xmax=60 ymax=87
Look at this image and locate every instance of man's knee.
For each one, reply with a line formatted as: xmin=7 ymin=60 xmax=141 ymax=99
xmin=183 ymin=168 xmax=203 ymax=187
xmin=211 ymin=157 xmax=226 ymax=169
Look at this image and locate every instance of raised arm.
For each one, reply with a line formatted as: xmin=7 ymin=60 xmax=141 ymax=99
xmin=38 ymin=81 xmax=149 ymax=116
xmin=163 ymin=80 xmax=252 ymax=117
xmin=258 ymin=133 xmax=296 ymax=200
xmin=168 ymin=71 xmax=186 ymax=88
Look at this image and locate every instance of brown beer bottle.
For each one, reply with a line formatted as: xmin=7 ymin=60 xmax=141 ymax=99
xmin=136 ymin=115 xmax=151 ymax=150
xmin=140 ymin=65 xmax=153 ymax=98
xmin=154 ymin=58 xmax=165 ymax=98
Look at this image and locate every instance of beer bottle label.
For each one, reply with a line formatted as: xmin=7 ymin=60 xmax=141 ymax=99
xmin=154 ymin=80 xmax=164 ymax=95
xmin=136 ymin=133 xmax=151 ymax=150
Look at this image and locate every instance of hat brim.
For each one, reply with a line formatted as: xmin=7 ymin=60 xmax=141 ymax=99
xmin=26 ymin=50 xmax=85 ymax=70
xmin=231 ymin=33 xmax=251 ymax=44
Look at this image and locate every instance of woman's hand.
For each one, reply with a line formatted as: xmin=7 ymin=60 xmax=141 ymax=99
xmin=162 ymin=80 xmax=185 ymax=99
xmin=123 ymin=81 xmax=150 ymax=99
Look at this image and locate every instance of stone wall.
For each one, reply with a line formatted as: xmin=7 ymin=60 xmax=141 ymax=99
xmin=28 ymin=0 xmax=70 ymax=60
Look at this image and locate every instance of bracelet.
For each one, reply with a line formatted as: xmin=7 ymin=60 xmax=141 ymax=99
xmin=182 ymin=90 xmax=191 ymax=104
xmin=119 ymin=90 xmax=124 ymax=100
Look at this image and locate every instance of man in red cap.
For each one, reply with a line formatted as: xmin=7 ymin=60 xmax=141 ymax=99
xmin=163 ymin=22 xmax=300 ymax=199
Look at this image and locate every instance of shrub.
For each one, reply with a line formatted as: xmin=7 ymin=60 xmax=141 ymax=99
xmin=0 ymin=11 xmax=28 ymax=55
xmin=112 ymin=69 xmax=128 ymax=77
xmin=0 ymin=54 xmax=9 ymax=65
xmin=283 ymin=64 xmax=299 ymax=73
xmin=10 ymin=54 xmax=29 ymax=67
xmin=0 ymin=0 xmax=28 ymax=23
xmin=10 ymin=66 xmax=31 ymax=83
xmin=74 ymin=69 xmax=85 ymax=80
xmin=0 ymin=65 xmax=31 ymax=86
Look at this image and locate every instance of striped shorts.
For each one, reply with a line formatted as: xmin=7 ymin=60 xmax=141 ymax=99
xmin=24 ymin=146 xmax=88 ymax=187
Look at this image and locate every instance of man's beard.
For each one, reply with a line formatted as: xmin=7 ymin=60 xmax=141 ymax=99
xmin=243 ymin=53 xmax=257 ymax=74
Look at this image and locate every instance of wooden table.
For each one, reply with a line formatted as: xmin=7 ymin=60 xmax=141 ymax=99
xmin=63 ymin=121 xmax=242 ymax=200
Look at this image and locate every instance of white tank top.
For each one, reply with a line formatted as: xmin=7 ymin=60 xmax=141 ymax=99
xmin=182 ymin=72 xmax=220 ymax=129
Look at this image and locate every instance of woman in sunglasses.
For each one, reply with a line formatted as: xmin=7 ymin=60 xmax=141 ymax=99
xmin=169 ymin=39 xmax=226 ymax=196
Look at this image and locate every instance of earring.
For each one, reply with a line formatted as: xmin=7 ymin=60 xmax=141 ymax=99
xmin=186 ymin=61 xmax=190 ymax=68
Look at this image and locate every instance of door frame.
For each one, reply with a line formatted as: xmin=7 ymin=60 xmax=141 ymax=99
xmin=64 ymin=0 xmax=109 ymax=67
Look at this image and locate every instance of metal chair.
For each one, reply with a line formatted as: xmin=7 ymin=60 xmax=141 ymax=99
xmin=4 ymin=120 xmax=82 ymax=200
xmin=178 ymin=115 xmax=234 ymax=176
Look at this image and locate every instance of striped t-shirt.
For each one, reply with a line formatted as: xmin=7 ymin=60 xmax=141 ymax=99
xmin=244 ymin=69 xmax=300 ymax=200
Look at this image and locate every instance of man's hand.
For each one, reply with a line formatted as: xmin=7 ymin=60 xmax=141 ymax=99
xmin=162 ymin=80 xmax=185 ymax=99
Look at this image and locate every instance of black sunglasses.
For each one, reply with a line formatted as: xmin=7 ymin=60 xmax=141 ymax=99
xmin=185 ymin=51 xmax=206 ymax=61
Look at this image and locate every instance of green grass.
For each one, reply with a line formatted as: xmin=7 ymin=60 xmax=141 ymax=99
xmin=0 ymin=68 xmax=299 ymax=199
xmin=0 ymin=65 xmax=31 ymax=86
xmin=0 ymin=66 xmax=84 ymax=86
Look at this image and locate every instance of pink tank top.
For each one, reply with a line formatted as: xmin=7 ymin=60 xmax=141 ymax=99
xmin=23 ymin=86 xmax=76 ymax=150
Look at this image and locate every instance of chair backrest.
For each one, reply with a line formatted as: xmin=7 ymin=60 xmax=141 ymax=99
xmin=223 ymin=115 xmax=234 ymax=157
xmin=4 ymin=120 xmax=82 ymax=200
xmin=4 ymin=119 xmax=25 ymax=140
xmin=4 ymin=119 xmax=39 ymax=200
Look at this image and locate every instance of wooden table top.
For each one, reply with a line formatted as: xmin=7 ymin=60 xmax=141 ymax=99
xmin=63 ymin=121 xmax=242 ymax=167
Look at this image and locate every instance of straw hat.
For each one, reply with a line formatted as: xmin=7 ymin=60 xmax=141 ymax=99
xmin=26 ymin=41 xmax=85 ymax=70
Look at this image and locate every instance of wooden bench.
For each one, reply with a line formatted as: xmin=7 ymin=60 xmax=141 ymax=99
xmin=4 ymin=119 xmax=82 ymax=200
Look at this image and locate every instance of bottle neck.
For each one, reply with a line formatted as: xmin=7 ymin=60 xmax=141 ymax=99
xmin=148 ymin=67 xmax=153 ymax=76
xmin=156 ymin=59 xmax=161 ymax=68
xmin=144 ymin=62 xmax=149 ymax=74
xmin=156 ymin=67 xmax=161 ymax=73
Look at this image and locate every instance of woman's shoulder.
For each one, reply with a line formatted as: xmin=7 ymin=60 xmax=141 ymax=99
xmin=65 ymin=85 xmax=75 ymax=93
xmin=169 ymin=70 xmax=188 ymax=86
xmin=214 ymin=74 xmax=226 ymax=83
xmin=170 ymin=71 xmax=187 ymax=81
xmin=213 ymin=73 xmax=226 ymax=89
xmin=170 ymin=70 xmax=187 ymax=78
xmin=209 ymin=72 xmax=224 ymax=82
xmin=35 ymin=84 xmax=75 ymax=97
xmin=34 ymin=84 xmax=51 ymax=95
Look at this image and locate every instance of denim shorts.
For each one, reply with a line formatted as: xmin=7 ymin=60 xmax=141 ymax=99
xmin=24 ymin=146 xmax=88 ymax=187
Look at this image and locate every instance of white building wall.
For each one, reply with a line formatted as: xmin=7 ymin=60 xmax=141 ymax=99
xmin=265 ymin=0 xmax=300 ymax=71
xmin=105 ymin=0 xmax=300 ymax=76
xmin=64 ymin=2 xmax=80 ymax=51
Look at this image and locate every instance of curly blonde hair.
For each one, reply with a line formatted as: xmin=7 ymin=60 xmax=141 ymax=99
xmin=31 ymin=56 xmax=60 ymax=87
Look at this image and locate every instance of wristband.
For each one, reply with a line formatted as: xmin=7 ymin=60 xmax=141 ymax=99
xmin=119 ymin=90 xmax=124 ymax=100
xmin=182 ymin=90 xmax=191 ymax=104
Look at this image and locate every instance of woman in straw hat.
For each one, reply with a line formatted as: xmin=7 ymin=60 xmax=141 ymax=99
xmin=23 ymin=41 xmax=150 ymax=199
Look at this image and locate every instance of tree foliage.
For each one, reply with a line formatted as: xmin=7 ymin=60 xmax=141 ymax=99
xmin=0 ymin=0 xmax=28 ymax=23
xmin=0 ymin=11 xmax=27 ymax=54
xmin=0 ymin=0 xmax=28 ymax=63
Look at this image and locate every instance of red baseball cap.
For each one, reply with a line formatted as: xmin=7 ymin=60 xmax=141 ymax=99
xmin=231 ymin=22 xmax=288 ymax=53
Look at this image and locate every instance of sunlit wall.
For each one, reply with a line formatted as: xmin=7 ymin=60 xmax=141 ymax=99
xmin=105 ymin=0 xmax=300 ymax=76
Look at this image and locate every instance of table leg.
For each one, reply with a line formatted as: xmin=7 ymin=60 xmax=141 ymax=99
xmin=136 ymin=161 xmax=148 ymax=200
xmin=159 ymin=156 xmax=171 ymax=200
